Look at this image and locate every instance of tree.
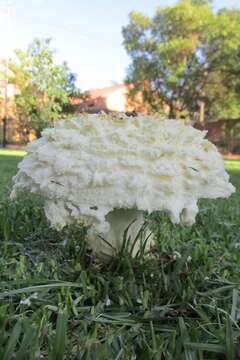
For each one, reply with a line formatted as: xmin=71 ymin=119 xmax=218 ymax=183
xmin=0 ymin=60 xmax=8 ymax=147
xmin=205 ymin=8 xmax=240 ymax=119
xmin=190 ymin=0 xmax=212 ymax=5
xmin=0 ymin=59 xmax=16 ymax=147
xmin=122 ymin=1 xmax=240 ymax=122
xmin=11 ymin=38 xmax=79 ymax=139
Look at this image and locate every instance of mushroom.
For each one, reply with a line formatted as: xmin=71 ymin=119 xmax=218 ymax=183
xmin=11 ymin=113 xmax=235 ymax=259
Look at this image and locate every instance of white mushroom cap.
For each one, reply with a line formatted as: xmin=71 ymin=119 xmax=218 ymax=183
xmin=11 ymin=113 xmax=235 ymax=235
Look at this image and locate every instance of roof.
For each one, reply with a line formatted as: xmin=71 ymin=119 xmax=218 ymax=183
xmin=69 ymin=83 xmax=131 ymax=106
xmin=85 ymin=84 xmax=129 ymax=99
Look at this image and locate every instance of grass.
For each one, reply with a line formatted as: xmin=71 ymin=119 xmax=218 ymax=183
xmin=0 ymin=148 xmax=240 ymax=359
xmin=0 ymin=149 xmax=26 ymax=199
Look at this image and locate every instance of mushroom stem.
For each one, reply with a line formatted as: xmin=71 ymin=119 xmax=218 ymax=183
xmin=87 ymin=209 xmax=152 ymax=260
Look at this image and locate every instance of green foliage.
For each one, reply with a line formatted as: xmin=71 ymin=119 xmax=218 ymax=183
xmin=189 ymin=0 xmax=212 ymax=5
xmin=122 ymin=1 xmax=240 ymax=120
xmin=10 ymin=38 xmax=80 ymax=139
xmin=0 ymin=150 xmax=240 ymax=358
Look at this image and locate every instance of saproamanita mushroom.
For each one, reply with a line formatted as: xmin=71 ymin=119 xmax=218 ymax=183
xmin=11 ymin=113 xmax=235 ymax=259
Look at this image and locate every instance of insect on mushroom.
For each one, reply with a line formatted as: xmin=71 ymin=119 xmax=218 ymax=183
xmin=10 ymin=113 xmax=235 ymax=259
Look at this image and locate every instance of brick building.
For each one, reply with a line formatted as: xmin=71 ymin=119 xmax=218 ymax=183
xmin=70 ymin=83 xmax=147 ymax=114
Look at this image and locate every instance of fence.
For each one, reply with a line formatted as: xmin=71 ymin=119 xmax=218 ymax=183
xmin=203 ymin=119 xmax=240 ymax=154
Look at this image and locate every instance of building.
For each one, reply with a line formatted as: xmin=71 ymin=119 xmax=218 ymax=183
xmin=70 ymin=83 xmax=145 ymax=114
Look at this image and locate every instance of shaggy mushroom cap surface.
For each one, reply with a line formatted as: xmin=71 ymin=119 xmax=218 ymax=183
xmin=11 ymin=113 xmax=235 ymax=234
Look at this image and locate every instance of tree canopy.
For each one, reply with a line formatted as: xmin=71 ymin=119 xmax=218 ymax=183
xmin=10 ymin=38 xmax=80 ymax=139
xmin=122 ymin=1 xmax=240 ymax=121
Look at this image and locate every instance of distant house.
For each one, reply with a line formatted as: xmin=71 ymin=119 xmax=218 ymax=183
xmin=70 ymin=83 xmax=142 ymax=114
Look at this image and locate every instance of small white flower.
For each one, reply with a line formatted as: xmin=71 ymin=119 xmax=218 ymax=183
xmin=20 ymin=292 xmax=38 ymax=306
xmin=105 ymin=298 xmax=111 ymax=306
xmin=187 ymin=255 xmax=192 ymax=262
xmin=150 ymin=273 xmax=154 ymax=278
xmin=20 ymin=298 xmax=31 ymax=306
xmin=137 ymin=298 xmax=142 ymax=304
xmin=173 ymin=251 xmax=182 ymax=260
xmin=204 ymin=276 xmax=209 ymax=281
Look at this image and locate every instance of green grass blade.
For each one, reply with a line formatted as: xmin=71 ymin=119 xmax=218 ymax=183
xmin=0 ymin=282 xmax=83 ymax=298
xmin=185 ymin=342 xmax=225 ymax=353
xmin=226 ymin=315 xmax=235 ymax=360
xmin=3 ymin=321 xmax=22 ymax=360
xmin=231 ymin=289 xmax=239 ymax=321
xmin=50 ymin=309 xmax=68 ymax=360
xmin=179 ymin=317 xmax=197 ymax=360
xmin=16 ymin=324 xmax=38 ymax=360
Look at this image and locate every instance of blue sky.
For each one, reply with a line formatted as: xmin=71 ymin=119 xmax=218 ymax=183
xmin=0 ymin=0 xmax=237 ymax=90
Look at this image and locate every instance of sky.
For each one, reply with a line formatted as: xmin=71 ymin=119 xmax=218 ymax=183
xmin=0 ymin=0 xmax=238 ymax=90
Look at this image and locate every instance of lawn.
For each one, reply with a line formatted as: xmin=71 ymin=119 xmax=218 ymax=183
xmin=0 ymin=149 xmax=26 ymax=199
xmin=0 ymin=148 xmax=240 ymax=359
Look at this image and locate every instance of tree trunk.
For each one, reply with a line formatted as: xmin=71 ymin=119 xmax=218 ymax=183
xmin=199 ymin=101 xmax=205 ymax=128
xmin=2 ymin=117 xmax=7 ymax=148
xmin=168 ymin=102 xmax=176 ymax=119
